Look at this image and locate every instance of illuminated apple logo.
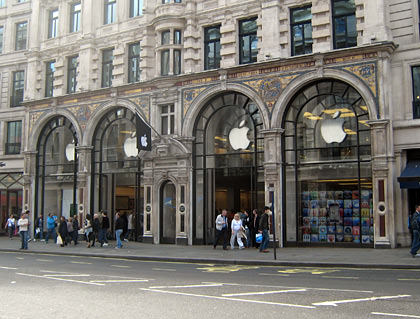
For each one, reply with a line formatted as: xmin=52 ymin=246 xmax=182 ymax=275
xmin=123 ymin=133 xmax=138 ymax=157
xmin=140 ymin=134 xmax=148 ymax=148
xmin=229 ymin=120 xmax=250 ymax=150
xmin=320 ymin=111 xmax=346 ymax=144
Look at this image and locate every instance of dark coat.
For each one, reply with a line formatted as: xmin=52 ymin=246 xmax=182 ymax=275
xmin=258 ymin=212 xmax=269 ymax=231
xmin=58 ymin=221 xmax=68 ymax=237
xmin=101 ymin=216 xmax=110 ymax=230
xmin=92 ymin=218 xmax=100 ymax=233
xmin=72 ymin=218 xmax=79 ymax=231
xmin=115 ymin=216 xmax=125 ymax=230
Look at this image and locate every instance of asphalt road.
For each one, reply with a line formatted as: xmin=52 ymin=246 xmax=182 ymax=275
xmin=0 ymin=251 xmax=419 ymax=319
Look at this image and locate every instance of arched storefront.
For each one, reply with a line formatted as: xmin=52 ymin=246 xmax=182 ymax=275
xmin=192 ymin=91 xmax=265 ymax=244
xmin=282 ymin=79 xmax=373 ymax=246
xmin=90 ymin=107 xmax=143 ymax=239
xmin=35 ymin=116 xmax=78 ymax=219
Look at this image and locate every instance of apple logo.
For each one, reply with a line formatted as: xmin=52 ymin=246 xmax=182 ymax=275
xmin=320 ymin=111 xmax=347 ymax=144
xmin=229 ymin=120 xmax=250 ymax=150
xmin=140 ymin=134 xmax=148 ymax=148
xmin=123 ymin=133 xmax=138 ymax=157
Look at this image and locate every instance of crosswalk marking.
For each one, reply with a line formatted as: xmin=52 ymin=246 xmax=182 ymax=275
xmin=371 ymin=312 xmax=420 ymax=318
xmin=313 ymin=295 xmax=411 ymax=307
xmin=222 ymin=289 xmax=307 ymax=297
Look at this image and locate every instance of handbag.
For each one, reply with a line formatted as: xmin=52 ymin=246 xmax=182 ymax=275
xmin=256 ymin=233 xmax=262 ymax=243
xmin=56 ymin=235 xmax=63 ymax=245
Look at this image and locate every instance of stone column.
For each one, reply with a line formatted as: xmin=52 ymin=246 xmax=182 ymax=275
xmin=75 ymin=146 xmax=92 ymax=218
xmin=259 ymin=0 xmax=281 ymax=60
xmin=262 ymin=128 xmax=284 ymax=247
xmin=22 ymin=151 xmax=37 ymax=229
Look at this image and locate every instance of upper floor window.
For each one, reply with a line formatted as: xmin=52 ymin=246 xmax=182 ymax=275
xmin=0 ymin=26 xmax=3 ymax=54
xmin=239 ymin=17 xmax=257 ymax=64
xmin=45 ymin=61 xmax=55 ymax=97
xmin=162 ymin=0 xmax=170 ymax=3
xmin=11 ymin=70 xmax=24 ymax=107
xmin=161 ymin=50 xmax=169 ymax=75
xmin=102 ymin=48 xmax=114 ymax=87
xmin=17 ymin=0 xmax=27 ymax=3
xmin=15 ymin=22 xmax=27 ymax=51
xmin=173 ymin=49 xmax=181 ymax=75
xmin=130 ymin=0 xmax=142 ymax=17
xmin=104 ymin=0 xmax=116 ymax=25
xmin=174 ymin=30 xmax=182 ymax=44
xmin=48 ymin=9 xmax=59 ymax=39
xmin=70 ymin=2 xmax=81 ymax=33
xmin=332 ymin=0 xmax=357 ymax=49
xmin=0 ymin=0 xmax=5 ymax=8
xmin=204 ymin=25 xmax=221 ymax=70
xmin=291 ymin=6 xmax=313 ymax=56
xmin=6 ymin=121 xmax=22 ymax=155
xmin=161 ymin=104 xmax=175 ymax=135
xmin=174 ymin=0 xmax=181 ymax=2
xmin=128 ymin=42 xmax=141 ymax=83
xmin=412 ymin=66 xmax=420 ymax=119
xmin=67 ymin=55 xmax=78 ymax=94
xmin=161 ymin=30 xmax=170 ymax=45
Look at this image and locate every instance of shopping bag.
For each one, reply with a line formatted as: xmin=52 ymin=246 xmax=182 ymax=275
xmin=256 ymin=233 xmax=262 ymax=243
xmin=56 ymin=235 xmax=63 ymax=245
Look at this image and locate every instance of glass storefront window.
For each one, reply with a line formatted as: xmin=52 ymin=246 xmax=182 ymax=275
xmin=283 ymin=79 xmax=372 ymax=245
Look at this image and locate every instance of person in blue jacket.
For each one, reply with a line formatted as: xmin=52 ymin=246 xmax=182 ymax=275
xmin=45 ymin=213 xmax=57 ymax=244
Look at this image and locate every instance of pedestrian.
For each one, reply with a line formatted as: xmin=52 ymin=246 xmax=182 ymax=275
xmin=127 ymin=212 xmax=135 ymax=241
xmin=24 ymin=211 xmax=32 ymax=242
xmin=241 ymin=210 xmax=251 ymax=248
xmin=91 ymin=213 xmax=100 ymax=247
xmin=58 ymin=216 xmax=68 ymax=247
xmin=99 ymin=211 xmax=110 ymax=247
xmin=84 ymin=214 xmax=93 ymax=248
xmin=17 ymin=212 xmax=29 ymax=250
xmin=230 ymin=213 xmax=245 ymax=250
xmin=121 ymin=212 xmax=128 ymax=242
xmin=115 ymin=212 xmax=124 ymax=249
xmin=258 ymin=206 xmax=271 ymax=253
xmin=213 ymin=209 xmax=228 ymax=250
xmin=72 ymin=215 xmax=79 ymax=245
xmin=67 ymin=217 xmax=74 ymax=244
xmin=45 ymin=213 xmax=57 ymax=244
xmin=410 ymin=204 xmax=420 ymax=258
xmin=5 ymin=214 xmax=16 ymax=239
xmin=34 ymin=214 xmax=44 ymax=242
xmin=250 ymin=209 xmax=260 ymax=248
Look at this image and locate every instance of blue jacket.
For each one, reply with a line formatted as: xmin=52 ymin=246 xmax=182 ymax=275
xmin=47 ymin=216 xmax=56 ymax=230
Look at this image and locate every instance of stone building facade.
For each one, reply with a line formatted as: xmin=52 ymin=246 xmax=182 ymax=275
xmin=0 ymin=0 xmax=419 ymax=248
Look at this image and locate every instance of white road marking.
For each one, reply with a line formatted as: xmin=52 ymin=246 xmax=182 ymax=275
xmin=16 ymin=257 xmax=24 ymax=260
xmin=152 ymin=268 xmax=176 ymax=272
xmin=150 ymin=283 xmax=224 ymax=289
xmin=90 ymin=279 xmax=149 ymax=283
xmin=371 ymin=312 xmax=420 ymax=318
xmin=259 ymin=273 xmax=290 ymax=277
xmin=40 ymin=270 xmax=69 ymax=273
xmin=313 ymin=295 xmax=411 ymax=307
xmin=222 ymin=289 xmax=307 ymax=297
xmin=0 ymin=266 xmax=18 ymax=270
xmin=16 ymin=272 xmax=104 ymax=286
xmin=398 ymin=278 xmax=420 ymax=281
xmin=70 ymin=261 xmax=92 ymax=265
xmin=140 ymin=288 xmax=315 ymax=309
xmin=44 ymin=274 xmax=91 ymax=277
xmin=36 ymin=259 xmax=53 ymax=262
xmin=110 ymin=265 xmax=131 ymax=268
xmin=321 ymin=276 xmax=359 ymax=280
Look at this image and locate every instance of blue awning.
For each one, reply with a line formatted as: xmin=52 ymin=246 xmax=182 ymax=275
xmin=398 ymin=160 xmax=420 ymax=189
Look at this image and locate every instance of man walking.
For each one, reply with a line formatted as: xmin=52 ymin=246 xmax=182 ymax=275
xmin=34 ymin=214 xmax=44 ymax=242
xmin=213 ymin=209 xmax=228 ymax=250
xmin=45 ymin=213 xmax=57 ymax=244
xmin=99 ymin=211 xmax=110 ymax=247
xmin=410 ymin=204 xmax=420 ymax=258
xmin=17 ymin=212 xmax=29 ymax=250
xmin=258 ymin=206 xmax=271 ymax=253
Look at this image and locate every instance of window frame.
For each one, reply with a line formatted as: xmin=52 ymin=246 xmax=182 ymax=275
xmin=128 ymin=42 xmax=141 ymax=83
xmin=6 ymin=121 xmax=22 ymax=155
xmin=70 ymin=2 xmax=81 ymax=33
xmin=174 ymin=29 xmax=182 ymax=44
xmin=161 ymin=49 xmax=170 ymax=76
xmin=104 ymin=0 xmax=116 ymax=25
xmin=48 ymin=8 xmax=59 ymax=39
xmin=0 ymin=0 xmax=5 ymax=8
xmin=332 ymin=0 xmax=357 ymax=49
xmin=45 ymin=60 xmax=55 ymax=97
xmin=11 ymin=70 xmax=24 ymax=107
xmin=412 ymin=65 xmax=420 ymax=119
xmin=173 ymin=49 xmax=181 ymax=75
xmin=101 ymin=48 xmax=114 ymax=88
xmin=239 ymin=17 xmax=258 ymax=65
xmin=204 ymin=25 xmax=221 ymax=70
xmin=67 ymin=55 xmax=78 ymax=94
xmin=161 ymin=30 xmax=170 ymax=45
xmin=290 ymin=6 xmax=313 ymax=56
xmin=0 ymin=26 xmax=4 ymax=54
xmin=130 ymin=0 xmax=142 ymax=18
xmin=15 ymin=21 xmax=27 ymax=51
xmin=160 ymin=104 xmax=175 ymax=135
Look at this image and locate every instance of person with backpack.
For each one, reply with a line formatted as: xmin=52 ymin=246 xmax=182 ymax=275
xmin=410 ymin=205 xmax=420 ymax=258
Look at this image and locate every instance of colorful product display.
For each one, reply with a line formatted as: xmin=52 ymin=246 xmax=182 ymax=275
xmin=301 ymin=189 xmax=373 ymax=244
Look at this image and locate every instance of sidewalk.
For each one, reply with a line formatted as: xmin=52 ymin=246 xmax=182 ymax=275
xmin=0 ymin=236 xmax=419 ymax=269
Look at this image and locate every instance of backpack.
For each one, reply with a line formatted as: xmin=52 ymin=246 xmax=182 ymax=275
xmin=411 ymin=212 xmax=420 ymax=231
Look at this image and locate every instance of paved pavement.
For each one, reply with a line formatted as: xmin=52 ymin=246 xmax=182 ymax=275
xmin=0 ymin=236 xmax=419 ymax=268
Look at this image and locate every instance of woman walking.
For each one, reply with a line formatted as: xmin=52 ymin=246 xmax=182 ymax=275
xmin=115 ymin=212 xmax=124 ymax=249
xmin=230 ymin=213 xmax=244 ymax=250
xmin=6 ymin=214 xmax=16 ymax=239
xmin=84 ymin=214 xmax=93 ymax=248
xmin=58 ymin=216 xmax=68 ymax=247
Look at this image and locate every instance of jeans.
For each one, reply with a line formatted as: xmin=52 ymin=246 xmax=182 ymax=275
xmin=8 ymin=226 xmax=15 ymax=239
xmin=213 ymin=228 xmax=228 ymax=249
xmin=99 ymin=229 xmax=108 ymax=245
xmin=230 ymin=230 xmax=244 ymax=249
xmin=45 ymin=228 xmax=56 ymax=243
xmin=410 ymin=229 xmax=420 ymax=256
xmin=259 ymin=229 xmax=269 ymax=252
xmin=20 ymin=231 xmax=28 ymax=249
xmin=115 ymin=229 xmax=123 ymax=248
xmin=72 ymin=230 xmax=78 ymax=244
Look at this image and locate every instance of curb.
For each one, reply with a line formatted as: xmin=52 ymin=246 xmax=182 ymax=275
xmin=1 ymin=248 xmax=418 ymax=270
